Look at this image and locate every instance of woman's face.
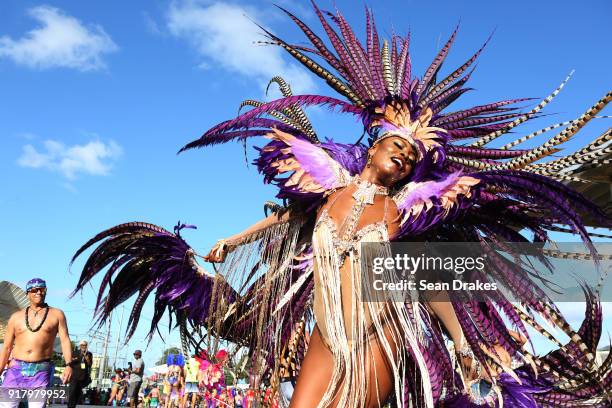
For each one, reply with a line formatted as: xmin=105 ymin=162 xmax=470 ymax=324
xmin=369 ymin=136 xmax=417 ymax=184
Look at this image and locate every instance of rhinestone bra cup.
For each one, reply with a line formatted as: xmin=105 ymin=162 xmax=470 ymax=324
xmin=315 ymin=209 xmax=387 ymax=258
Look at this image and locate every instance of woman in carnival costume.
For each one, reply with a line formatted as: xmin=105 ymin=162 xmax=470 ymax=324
xmin=164 ymin=354 xmax=185 ymax=408
xmin=108 ymin=368 xmax=125 ymax=406
xmin=71 ymin=2 xmax=612 ymax=407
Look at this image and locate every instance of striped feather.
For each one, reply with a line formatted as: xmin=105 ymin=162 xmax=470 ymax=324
xmin=427 ymin=68 xmax=475 ymax=114
xmin=500 ymin=119 xmax=576 ymax=150
xmin=532 ymin=148 xmax=612 ymax=177
xmin=186 ymin=95 xmax=361 ymax=152
xmin=417 ymin=25 xmax=459 ymax=102
xmin=395 ymin=36 xmax=408 ymax=86
xmin=546 ymin=225 xmax=612 ymax=239
xmin=391 ymin=34 xmax=398 ymax=79
xmin=446 ymin=155 xmax=489 ymax=169
xmin=275 ymin=5 xmax=347 ymax=78
xmin=421 ymin=34 xmax=492 ymax=106
xmin=431 ymin=88 xmax=473 ymax=116
xmin=471 ymin=71 xmax=574 ymax=147
xmin=332 ymin=9 xmax=378 ymax=100
xmin=266 ymin=77 xmax=318 ymax=141
xmin=528 ymin=172 xmax=590 ymax=183
xmin=263 ymin=35 xmax=364 ymax=106
xmin=448 ymin=146 xmax=528 ymax=159
xmin=442 ymin=112 xmax=525 ymax=131
xmin=238 ymin=100 xmax=301 ymax=131
xmin=365 ymin=7 xmax=385 ymax=97
xmin=381 ymin=40 xmax=394 ymax=94
xmin=309 ymin=1 xmax=371 ymax=100
xmin=526 ymin=128 xmax=612 ymax=173
xmin=433 ymin=98 xmax=529 ymax=126
xmin=487 ymin=91 xmax=611 ymax=170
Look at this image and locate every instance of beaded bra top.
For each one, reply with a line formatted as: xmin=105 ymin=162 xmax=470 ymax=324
xmin=314 ymin=176 xmax=390 ymax=262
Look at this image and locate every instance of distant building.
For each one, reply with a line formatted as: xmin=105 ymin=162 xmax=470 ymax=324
xmin=596 ymin=345 xmax=610 ymax=366
xmin=90 ymin=354 xmax=113 ymax=389
xmin=563 ymin=152 xmax=611 ymax=225
xmin=0 ymin=281 xmax=29 ymax=338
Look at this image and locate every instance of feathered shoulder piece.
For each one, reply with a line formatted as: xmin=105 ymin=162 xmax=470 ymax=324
xmin=392 ymin=172 xmax=480 ymax=237
xmin=256 ymin=128 xmax=352 ymax=199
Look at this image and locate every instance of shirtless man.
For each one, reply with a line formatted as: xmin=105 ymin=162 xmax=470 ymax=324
xmin=0 ymin=278 xmax=73 ymax=408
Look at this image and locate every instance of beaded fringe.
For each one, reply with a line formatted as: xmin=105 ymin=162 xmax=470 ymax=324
xmin=313 ymin=226 xmax=434 ymax=408
xmin=207 ymin=218 xmax=303 ymax=385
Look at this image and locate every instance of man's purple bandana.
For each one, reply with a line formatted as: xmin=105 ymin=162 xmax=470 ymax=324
xmin=25 ymin=278 xmax=46 ymax=293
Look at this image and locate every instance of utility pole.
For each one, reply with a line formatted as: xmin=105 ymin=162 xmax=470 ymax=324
xmin=112 ymin=306 xmax=125 ymax=369
xmin=97 ymin=312 xmax=112 ymax=388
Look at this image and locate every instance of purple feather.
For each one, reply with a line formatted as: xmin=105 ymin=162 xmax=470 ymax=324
xmin=184 ymin=94 xmax=362 ymax=153
xmin=433 ymin=98 xmax=532 ymax=126
xmin=416 ymin=24 xmax=460 ymax=98
xmin=395 ymin=171 xmax=464 ymax=211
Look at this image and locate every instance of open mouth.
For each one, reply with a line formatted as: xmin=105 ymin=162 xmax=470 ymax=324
xmin=391 ymin=156 xmax=405 ymax=169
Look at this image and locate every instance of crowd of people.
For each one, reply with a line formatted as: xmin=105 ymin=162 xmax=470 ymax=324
xmin=138 ymin=383 xmax=273 ymax=408
xmin=131 ymin=352 xmax=280 ymax=408
xmin=56 ymin=349 xmax=283 ymax=408
xmin=71 ymin=379 xmax=278 ymax=408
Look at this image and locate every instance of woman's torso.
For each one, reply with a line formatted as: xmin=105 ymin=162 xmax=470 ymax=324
xmin=312 ymin=184 xmax=399 ymax=345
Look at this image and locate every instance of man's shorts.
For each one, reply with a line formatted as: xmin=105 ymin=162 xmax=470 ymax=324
xmin=127 ymin=381 xmax=142 ymax=400
xmin=185 ymin=382 xmax=198 ymax=394
xmin=1 ymin=359 xmax=52 ymax=389
xmin=0 ymin=359 xmax=53 ymax=408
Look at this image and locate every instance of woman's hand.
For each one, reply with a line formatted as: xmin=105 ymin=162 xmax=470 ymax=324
xmin=456 ymin=329 xmax=527 ymax=385
xmin=204 ymin=240 xmax=229 ymax=263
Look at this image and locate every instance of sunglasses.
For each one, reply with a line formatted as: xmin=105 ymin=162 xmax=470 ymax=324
xmin=28 ymin=288 xmax=46 ymax=294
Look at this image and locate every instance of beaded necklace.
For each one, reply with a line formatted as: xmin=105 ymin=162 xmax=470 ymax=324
xmin=338 ymin=175 xmax=389 ymax=241
xmin=25 ymin=305 xmax=49 ymax=332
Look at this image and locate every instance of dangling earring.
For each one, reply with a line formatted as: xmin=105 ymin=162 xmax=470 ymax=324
xmin=366 ymin=155 xmax=372 ymax=168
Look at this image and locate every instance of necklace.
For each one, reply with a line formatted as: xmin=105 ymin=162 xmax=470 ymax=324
xmin=25 ymin=305 xmax=49 ymax=332
xmin=335 ymin=176 xmax=389 ymax=242
xmin=351 ymin=175 xmax=388 ymax=205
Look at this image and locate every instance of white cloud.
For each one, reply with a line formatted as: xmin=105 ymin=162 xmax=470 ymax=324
xmin=0 ymin=5 xmax=118 ymax=71
xmin=166 ymin=0 xmax=316 ymax=94
xmin=17 ymin=139 xmax=123 ymax=179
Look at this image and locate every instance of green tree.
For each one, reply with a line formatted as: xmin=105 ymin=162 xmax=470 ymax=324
xmin=51 ymin=340 xmax=76 ymax=367
xmin=156 ymin=347 xmax=181 ymax=365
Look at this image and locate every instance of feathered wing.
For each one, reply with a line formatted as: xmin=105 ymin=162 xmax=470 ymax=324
xmin=390 ymin=169 xmax=612 ymax=405
xmin=392 ymin=172 xmax=480 ymax=237
xmin=70 ymin=217 xmax=317 ymax=373
xmin=256 ymin=128 xmax=352 ymax=200
xmin=70 ymin=222 xmax=242 ymax=346
xmin=70 ymin=76 xmax=357 ymax=384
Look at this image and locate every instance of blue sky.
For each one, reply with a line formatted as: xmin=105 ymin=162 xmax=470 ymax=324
xmin=1 ymin=0 xmax=610 ymax=371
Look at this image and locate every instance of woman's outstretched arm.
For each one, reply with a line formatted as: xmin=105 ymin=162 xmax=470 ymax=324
xmin=204 ymin=209 xmax=295 ymax=263
xmin=426 ymin=292 xmax=465 ymax=348
xmin=427 ymin=294 xmax=526 ymax=382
